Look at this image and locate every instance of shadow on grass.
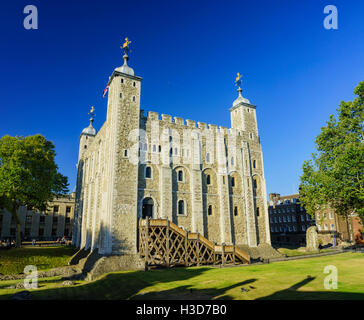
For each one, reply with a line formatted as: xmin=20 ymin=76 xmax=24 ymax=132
xmin=0 ymin=267 xmax=257 ymax=300
xmin=258 ymin=276 xmax=364 ymax=300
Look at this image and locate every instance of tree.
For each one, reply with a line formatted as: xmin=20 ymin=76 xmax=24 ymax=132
xmin=299 ymin=81 xmax=364 ymax=222
xmin=0 ymin=134 xmax=69 ymax=247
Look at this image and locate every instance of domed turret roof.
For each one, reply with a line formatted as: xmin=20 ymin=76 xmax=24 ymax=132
xmin=233 ymin=87 xmax=250 ymax=107
xmin=81 ymin=123 xmax=96 ymax=136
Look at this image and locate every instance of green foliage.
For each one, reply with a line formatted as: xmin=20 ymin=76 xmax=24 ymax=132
xmin=299 ymin=81 xmax=364 ymax=220
xmin=0 ymin=134 xmax=69 ymax=246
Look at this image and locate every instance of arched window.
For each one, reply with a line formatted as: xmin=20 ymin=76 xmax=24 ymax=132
xmin=178 ymin=200 xmax=184 ymax=215
xmin=234 ymin=206 xmax=238 ymax=216
xmin=253 ymin=178 xmax=257 ymax=189
xmin=231 ymin=177 xmax=235 ymax=187
xmin=178 ymin=170 xmax=183 ymax=182
xmin=206 ymin=175 xmax=211 ymax=185
xmin=145 ymin=166 xmax=152 ymax=179
xmin=208 ymin=205 xmax=213 ymax=216
xmin=253 ymin=160 xmax=256 ymax=169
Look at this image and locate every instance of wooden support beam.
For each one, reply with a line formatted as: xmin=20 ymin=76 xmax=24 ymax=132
xmin=185 ymin=230 xmax=189 ymax=266
xmin=222 ymin=243 xmax=225 ymax=266
xmin=196 ymin=233 xmax=200 ymax=267
xmin=166 ymin=219 xmax=170 ymax=267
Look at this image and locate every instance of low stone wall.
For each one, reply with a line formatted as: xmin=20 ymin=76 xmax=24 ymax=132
xmin=84 ymin=254 xmax=145 ymax=281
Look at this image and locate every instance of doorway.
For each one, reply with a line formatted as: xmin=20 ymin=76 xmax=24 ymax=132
xmin=142 ymin=197 xmax=154 ymax=219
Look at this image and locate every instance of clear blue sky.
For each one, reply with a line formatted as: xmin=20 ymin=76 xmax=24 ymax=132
xmin=0 ymin=0 xmax=363 ymax=196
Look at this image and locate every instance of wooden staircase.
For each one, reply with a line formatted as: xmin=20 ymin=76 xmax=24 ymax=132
xmin=138 ymin=218 xmax=250 ymax=268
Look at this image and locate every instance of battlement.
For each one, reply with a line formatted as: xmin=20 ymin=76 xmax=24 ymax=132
xmin=143 ymin=109 xmax=246 ymax=137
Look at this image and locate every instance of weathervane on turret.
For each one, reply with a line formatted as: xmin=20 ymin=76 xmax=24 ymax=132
xmin=88 ymin=106 xmax=96 ymax=125
xmin=235 ymin=72 xmax=243 ymax=96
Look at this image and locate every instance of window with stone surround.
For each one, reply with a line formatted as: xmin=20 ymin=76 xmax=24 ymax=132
xmin=231 ymin=177 xmax=235 ymax=187
xmin=178 ymin=170 xmax=183 ymax=182
xmin=234 ymin=206 xmax=238 ymax=216
xmin=208 ymin=205 xmax=213 ymax=216
xmin=145 ymin=166 xmax=152 ymax=179
xmin=206 ymin=175 xmax=211 ymax=185
xmin=177 ymin=200 xmax=185 ymax=215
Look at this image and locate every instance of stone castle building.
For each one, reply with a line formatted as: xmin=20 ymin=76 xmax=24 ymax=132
xmin=0 ymin=193 xmax=75 ymax=241
xmin=72 ymin=42 xmax=272 ymax=259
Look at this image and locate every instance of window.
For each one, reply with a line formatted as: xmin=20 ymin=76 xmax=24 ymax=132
xmin=324 ymin=224 xmax=328 ymax=230
xmin=256 ymin=207 xmax=260 ymax=217
xmin=39 ymin=216 xmax=45 ymax=224
xmin=279 ymin=217 xmax=282 ymax=223
xmin=329 ymin=212 xmax=333 ymax=219
xmin=283 ymin=216 xmax=287 ymax=222
xmin=133 ymin=81 xmax=136 ymax=87
xmin=206 ymin=175 xmax=211 ymax=185
xmin=53 ymin=206 xmax=59 ymax=214
xmin=124 ymin=149 xmax=128 ymax=157
xmin=253 ymin=160 xmax=256 ymax=169
xmin=274 ymin=217 xmax=277 ymax=223
xmin=317 ymin=224 xmax=322 ymax=231
xmin=66 ymin=206 xmax=71 ymax=216
xmin=231 ymin=157 xmax=234 ymax=166
xmin=178 ymin=170 xmax=183 ymax=182
xmin=330 ymin=224 xmax=335 ymax=230
xmin=287 ymin=216 xmax=291 ymax=222
xmin=302 ymin=225 xmax=306 ymax=231
xmin=253 ymin=179 xmax=257 ymax=189
xmin=145 ymin=166 xmax=152 ymax=178
xmin=132 ymin=96 xmax=136 ymax=102
xmin=234 ymin=206 xmax=238 ymax=216
xmin=208 ymin=205 xmax=213 ymax=216
xmin=301 ymin=215 xmax=304 ymax=222
xmin=206 ymin=153 xmax=210 ymax=163
xmin=120 ymin=93 xmax=123 ymax=98
xmin=53 ymin=216 xmax=58 ymax=224
xmin=65 ymin=217 xmax=71 ymax=224
xmin=293 ymin=226 xmax=297 ymax=232
xmin=231 ymin=177 xmax=235 ymax=187
xmin=25 ymin=215 xmax=32 ymax=224
xmin=178 ymin=200 xmax=185 ymax=215
xmin=292 ymin=215 xmax=296 ymax=222
xmin=121 ymin=78 xmax=124 ymax=83
xmin=152 ymin=145 xmax=156 ymax=152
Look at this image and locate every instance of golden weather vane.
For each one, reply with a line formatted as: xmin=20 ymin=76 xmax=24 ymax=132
xmin=121 ymin=37 xmax=132 ymax=54
xmin=89 ymin=106 xmax=95 ymax=118
xmin=235 ymin=72 xmax=242 ymax=87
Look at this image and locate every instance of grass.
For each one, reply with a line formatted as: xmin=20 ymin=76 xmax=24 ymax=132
xmin=276 ymin=247 xmax=334 ymax=257
xmin=0 ymin=246 xmax=78 ymax=275
xmin=0 ymin=252 xmax=363 ymax=300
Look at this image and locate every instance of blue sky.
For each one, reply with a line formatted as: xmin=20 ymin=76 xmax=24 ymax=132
xmin=0 ymin=0 xmax=363 ymax=196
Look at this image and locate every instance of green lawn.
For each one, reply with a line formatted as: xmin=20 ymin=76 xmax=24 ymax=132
xmin=276 ymin=247 xmax=334 ymax=257
xmin=0 ymin=246 xmax=78 ymax=275
xmin=0 ymin=252 xmax=363 ymax=300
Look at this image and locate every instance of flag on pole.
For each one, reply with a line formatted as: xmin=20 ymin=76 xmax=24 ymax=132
xmin=103 ymin=84 xmax=109 ymax=98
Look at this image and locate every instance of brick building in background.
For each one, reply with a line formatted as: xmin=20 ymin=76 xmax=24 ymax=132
xmin=0 ymin=193 xmax=75 ymax=241
xmin=268 ymin=193 xmax=360 ymax=247
xmin=268 ymin=193 xmax=315 ymax=246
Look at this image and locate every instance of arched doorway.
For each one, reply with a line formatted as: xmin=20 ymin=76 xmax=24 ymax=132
xmin=142 ymin=197 xmax=154 ymax=219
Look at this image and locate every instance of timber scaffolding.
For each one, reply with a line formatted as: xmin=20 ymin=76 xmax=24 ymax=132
xmin=138 ymin=218 xmax=250 ymax=268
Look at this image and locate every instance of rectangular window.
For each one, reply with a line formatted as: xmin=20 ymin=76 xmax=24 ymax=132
xmin=53 ymin=206 xmax=59 ymax=213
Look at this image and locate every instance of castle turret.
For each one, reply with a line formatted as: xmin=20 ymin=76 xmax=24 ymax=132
xmin=230 ymin=74 xmax=258 ymax=137
xmin=78 ymin=107 xmax=97 ymax=160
